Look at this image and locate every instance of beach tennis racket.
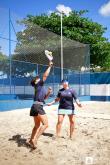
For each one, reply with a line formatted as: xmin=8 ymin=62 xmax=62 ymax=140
xmin=45 ymin=50 xmax=53 ymax=61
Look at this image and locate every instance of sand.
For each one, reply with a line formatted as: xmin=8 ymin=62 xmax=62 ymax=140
xmin=0 ymin=101 xmax=110 ymax=165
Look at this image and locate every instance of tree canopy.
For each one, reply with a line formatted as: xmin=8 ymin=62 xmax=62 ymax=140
xmin=0 ymin=46 xmax=7 ymax=61
xmin=14 ymin=10 xmax=110 ymax=71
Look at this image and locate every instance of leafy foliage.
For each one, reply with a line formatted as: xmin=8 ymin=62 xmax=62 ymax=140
xmin=15 ymin=10 xmax=110 ymax=71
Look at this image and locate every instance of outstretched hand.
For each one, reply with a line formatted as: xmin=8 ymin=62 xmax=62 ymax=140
xmin=46 ymin=103 xmax=52 ymax=106
xmin=78 ymin=103 xmax=82 ymax=108
xmin=48 ymin=87 xmax=53 ymax=94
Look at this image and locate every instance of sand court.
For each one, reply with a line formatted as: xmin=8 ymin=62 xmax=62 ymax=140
xmin=0 ymin=101 xmax=110 ymax=165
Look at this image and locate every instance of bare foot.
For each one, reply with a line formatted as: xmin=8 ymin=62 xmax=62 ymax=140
xmin=26 ymin=139 xmax=37 ymax=149
xmin=69 ymin=136 xmax=75 ymax=140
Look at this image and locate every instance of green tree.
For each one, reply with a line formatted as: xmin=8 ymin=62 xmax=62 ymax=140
xmin=0 ymin=46 xmax=7 ymax=61
xmin=0 ymin=47 xmax=9 ymax=76
xmin=14 ymin=10 xmax=110 ymax=71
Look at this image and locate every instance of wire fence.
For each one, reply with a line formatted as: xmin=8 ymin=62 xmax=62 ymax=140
xmin=0 ymin=8 xmax=90 ymax=99
xmin=0 ymin=59 xmax=90 ymax=98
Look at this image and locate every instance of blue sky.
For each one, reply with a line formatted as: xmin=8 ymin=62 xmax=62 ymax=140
xmin=0 ymin=0 xmax=110 ymax=55
xmin=0 ymin=0 xmax=110 ymax=38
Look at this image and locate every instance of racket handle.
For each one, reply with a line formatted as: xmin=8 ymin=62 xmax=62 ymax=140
xmin=49 ymin=61 xmax=53 ymax=67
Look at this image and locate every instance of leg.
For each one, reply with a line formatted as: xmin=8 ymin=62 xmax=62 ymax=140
xmin=35 ymin=114 xmax=48 ymax=142
xmin=56 ymin=115 xmax=65 ymax=137
xmin=68 ymin=115 xmax=75 ymax=139
xmin=28 ymin=116 xmax=40 ymax=149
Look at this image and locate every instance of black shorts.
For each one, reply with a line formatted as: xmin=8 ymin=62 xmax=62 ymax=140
xmin=30 ymin=104 xmax=46 ymax=116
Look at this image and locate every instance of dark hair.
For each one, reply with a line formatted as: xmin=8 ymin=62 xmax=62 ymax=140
xmin=35 ymin=75 xmax=40 ymax=79
xmin=31 ymin=79 xmax=35 ymax=86
xmin=61 ymin=79 xmax=69 ymax=83
xmin=30 ymin=75 xmax=40 ymax=86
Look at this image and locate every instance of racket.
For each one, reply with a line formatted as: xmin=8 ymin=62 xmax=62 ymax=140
xmin=45 ymin=50 xmax=53 ymax=61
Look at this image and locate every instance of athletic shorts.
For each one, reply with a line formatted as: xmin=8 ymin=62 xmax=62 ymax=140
xmin=58 ymin=109 xmax=75 ymax=115
xmin=30 ymin=104 xmax=46 ymax=116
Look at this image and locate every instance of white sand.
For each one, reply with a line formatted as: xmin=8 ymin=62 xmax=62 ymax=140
xmin=0 ymin=101 xmax=110 ymax=165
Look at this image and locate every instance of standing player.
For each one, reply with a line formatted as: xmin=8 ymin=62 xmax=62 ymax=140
xmin=48 ymin=79 xmax=82 ymax=139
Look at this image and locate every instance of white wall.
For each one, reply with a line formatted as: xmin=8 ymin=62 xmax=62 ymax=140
xmin=0 ymin=84 xmax=110 ymax=96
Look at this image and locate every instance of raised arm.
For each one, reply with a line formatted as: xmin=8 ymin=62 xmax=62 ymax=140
xmin=43 ymin=61 xmax=53 ymax=82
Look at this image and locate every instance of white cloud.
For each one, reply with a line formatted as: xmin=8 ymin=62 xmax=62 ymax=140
xmin=48 ymin=10 xmax=54 ymax=15
xmin=56 ymin=4 xmax=72 ymax=16
xmin=99 ymin=1 xmax=110 ymax=17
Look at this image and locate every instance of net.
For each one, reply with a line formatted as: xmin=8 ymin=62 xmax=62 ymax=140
xmin=0 ymin=9 xmax=90 ymax=99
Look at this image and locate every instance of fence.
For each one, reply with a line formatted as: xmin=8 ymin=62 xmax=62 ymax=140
xmin=0 ymin=8 xmax=90 ymax=100
xmin=0 ymin=59 xmax=90 ymax=99
xmin=0 ymin=60 xmax=110 ymax=101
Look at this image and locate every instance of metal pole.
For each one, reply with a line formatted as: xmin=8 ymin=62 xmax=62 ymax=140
xmin=37 ymin=63 xmax=38 ymax=75
xmin=9 ymin=8 xmax=12 ymax=94
xmin=52 ymin=66 xmax=55 ymax=96
xmin=61 ymin=12 xmax=63 ymax=80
